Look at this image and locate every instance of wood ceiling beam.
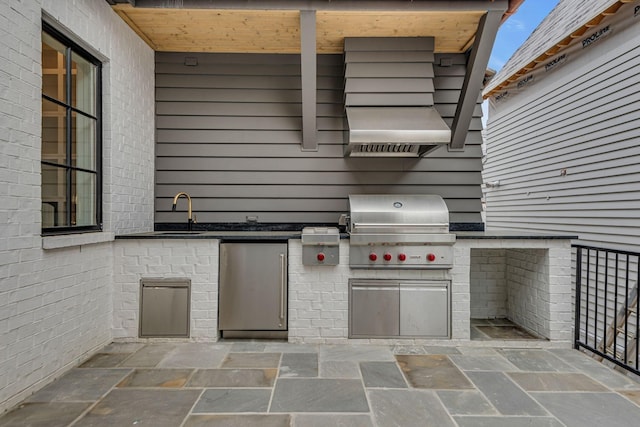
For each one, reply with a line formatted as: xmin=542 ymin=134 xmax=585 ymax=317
xmin=300 ymin=10 xmax=318 ymax=151
xmin=450 ymin=9 xmax=504 ymax=150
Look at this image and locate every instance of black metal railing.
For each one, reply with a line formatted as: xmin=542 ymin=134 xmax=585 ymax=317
xmin=574 ymin=244 xmax=639 ymax=376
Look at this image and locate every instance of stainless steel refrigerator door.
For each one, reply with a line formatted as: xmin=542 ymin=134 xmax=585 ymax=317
xmin=219 ymin=243 xmax=287 ymax=331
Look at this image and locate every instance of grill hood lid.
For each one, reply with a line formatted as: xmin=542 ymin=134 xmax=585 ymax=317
xmin=343 ymin=37 xmax=451 ymax=157
xmin=348 ymin=194 xmax=450 ymax=235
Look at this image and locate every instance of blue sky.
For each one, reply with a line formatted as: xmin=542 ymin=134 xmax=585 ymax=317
xmin=488 ymin=0 xmax=560 ymax=72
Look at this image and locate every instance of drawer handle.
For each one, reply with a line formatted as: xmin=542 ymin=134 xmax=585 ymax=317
xmin=279 ymin=253 xmax=286 ymax=323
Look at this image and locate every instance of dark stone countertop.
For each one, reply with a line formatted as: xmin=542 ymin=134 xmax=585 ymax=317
xmin=455 ymin=231 xmax=577 ymax=240
xmin=116 ymin=229 xmax=576 ymax=241
xmin=115 ymin=230 xmax=303 ymax=241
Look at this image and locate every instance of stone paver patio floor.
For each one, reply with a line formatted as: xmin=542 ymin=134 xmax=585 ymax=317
xmin=2 ymin=339 xmax=640 ymax=427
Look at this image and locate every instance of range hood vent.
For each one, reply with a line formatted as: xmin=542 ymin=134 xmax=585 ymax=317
xmin=345 ymin=106 xmax=450 ymax=157
xmin=343 ymin=37 xmax=451 ymax=158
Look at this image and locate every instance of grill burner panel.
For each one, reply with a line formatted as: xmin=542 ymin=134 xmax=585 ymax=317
xmin=349 ymin=245 xmax=453 ymax=269
xmin=347 ymin=194 xmax=455 ymax=270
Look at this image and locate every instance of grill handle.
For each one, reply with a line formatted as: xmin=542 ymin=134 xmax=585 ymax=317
xmin=352 ymin=223 xmax=449 ymax=230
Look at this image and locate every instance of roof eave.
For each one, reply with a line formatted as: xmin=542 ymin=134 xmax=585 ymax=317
xmin=483 ymin=0 xmax=629 ymax=99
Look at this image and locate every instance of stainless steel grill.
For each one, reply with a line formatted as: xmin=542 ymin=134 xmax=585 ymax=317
xmin=346 ymin=194 xmax=455 ymax=269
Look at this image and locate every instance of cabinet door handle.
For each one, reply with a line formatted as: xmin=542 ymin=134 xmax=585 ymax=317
xmin=279 ymin=253 xmax=286 ymax=321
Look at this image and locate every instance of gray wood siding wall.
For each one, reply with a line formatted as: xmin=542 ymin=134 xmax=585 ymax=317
xmin=156 ymin=52 xmax=483 ymax=225
xmin=483 ymin=30 xmax=640 ymax=251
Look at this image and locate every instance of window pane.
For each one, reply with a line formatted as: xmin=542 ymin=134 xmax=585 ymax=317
xmin=72 ymin=170 xmax=96 ymax=227
xmin=42 ymin=25 xmax=101 ymax=233
xmin=42 ymin=98 xmax=67 ymax=166
xmin=72 ymin=112 xmax=96 ymax=170
xmin=42 ymin=32 xmax=67 ymax=103
xmin=71 ymin=51 xmax=96 ymax=116
xmin=42 ymin=164 xmax=68 ymax=227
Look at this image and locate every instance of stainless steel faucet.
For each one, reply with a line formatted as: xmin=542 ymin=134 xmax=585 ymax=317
xmin=172 ymin=192 xmax=195 ymax=231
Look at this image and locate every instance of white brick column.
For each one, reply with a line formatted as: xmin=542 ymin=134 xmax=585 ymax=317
xmin=287 ymin=240 xmax=351 ymax=344
xmin=451 ymin=243 xmax=472 ymax=339
xmin=547 ymin=245 xmax=573 ymax=341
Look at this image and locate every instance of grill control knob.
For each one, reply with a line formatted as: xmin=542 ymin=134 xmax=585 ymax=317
xmin=383 ymin=253 xmax=392 ymax=261
xmin=369 ymin=253 xmax=378 ymax=261
xmin=317 ymin=253 xmax=325 ymax=262
xmin=427 ymin=253 xmax=436 ymax=262
xmin=398 ymin=253 xmax=407 ymax=261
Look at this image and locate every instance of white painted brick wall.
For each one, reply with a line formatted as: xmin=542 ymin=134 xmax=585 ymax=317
xmin=113 ymin=240 xmax=219 ymax=341
xmin=506 ymin=249 xmax=549 ymax=337
xmin=470 ymin=249 xmax=507 ymax=318
xmin=42 ymin=0 xmax=156 ymax=234
xmin=0 ymin=241 xmax=115 ymax=414
xmin=504 ymin=245 xmax=573 ymax=341
xmin=0 ymin=0 xmax=154 ymax=414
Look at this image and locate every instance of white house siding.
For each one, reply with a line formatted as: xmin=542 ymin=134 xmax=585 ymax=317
xmin=484 ymin=4 xmax=640 ymax=362
xmin=484 ymin=15 xmax=640 ymax=253
xmin=0 ymin=0 xmax=154 ymax=413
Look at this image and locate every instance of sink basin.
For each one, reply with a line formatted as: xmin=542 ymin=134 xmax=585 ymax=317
xmin=157 ymin=231 xmax=204 ymax=235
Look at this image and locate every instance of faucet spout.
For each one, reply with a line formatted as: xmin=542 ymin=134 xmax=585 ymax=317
xmin=172 ymin=192 xmax=193 ymax=231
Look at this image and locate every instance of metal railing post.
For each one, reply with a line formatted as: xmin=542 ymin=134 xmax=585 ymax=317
xmin=574 ymin=246 xmax=582 ymax=349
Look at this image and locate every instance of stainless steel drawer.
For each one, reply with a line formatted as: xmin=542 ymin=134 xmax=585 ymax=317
xmin=350 ymin=282 xmax=400 ymax=337
xmin=400 ymin=282 xmax=449 ymax=337
xmin=140 ymin=279 xmax=190 ymax=337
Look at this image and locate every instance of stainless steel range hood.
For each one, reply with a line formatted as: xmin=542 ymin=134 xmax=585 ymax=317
xmin=343 ymin=37 xmax=451 ymax=157
xmin=345 ymin=106 xmax=451 ymax=157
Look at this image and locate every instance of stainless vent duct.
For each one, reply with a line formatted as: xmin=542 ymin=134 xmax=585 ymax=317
xmin=343 ymin=37 xmax=451 ymax=157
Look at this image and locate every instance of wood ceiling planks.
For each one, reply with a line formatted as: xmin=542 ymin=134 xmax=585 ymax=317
xmin=112 ymin=5 xmax=483 ymax=53
xmin=116 ymin=8 xmax=301 ymax=53
xmin=316 ymin=11 xmax=482 ymax=53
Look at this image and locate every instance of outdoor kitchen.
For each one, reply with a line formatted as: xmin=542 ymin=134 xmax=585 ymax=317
xmin=115 ymin=194 xmax=574 ymax=344
xmin=107 ymin=0 xmax=575 ymax=346
xmin=11 ymin=0 xmax=637 ymax=422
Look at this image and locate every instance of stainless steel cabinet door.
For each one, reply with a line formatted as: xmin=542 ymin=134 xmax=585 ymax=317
xmin=219 ymin=243 xmax=287 ymax=331
xmin=140 ymin=280 xmax=190 ymax=337
xmin=400 ymin=282 xmax=449 ymax=337
xmin=350 ymin=281 xmax=400 ymax=337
